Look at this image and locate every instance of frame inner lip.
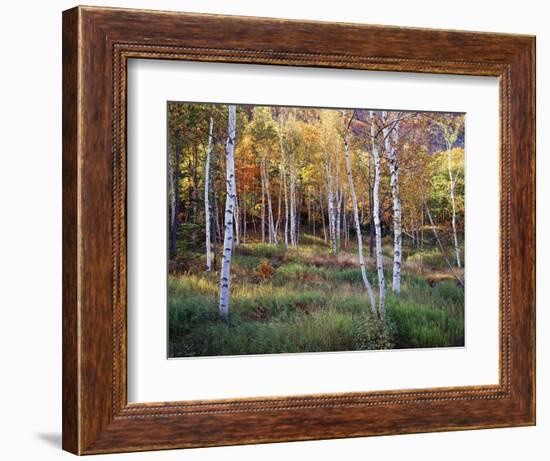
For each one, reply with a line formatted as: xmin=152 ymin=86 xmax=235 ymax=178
xmin=114 ymin=45 xmax=511 ymax=413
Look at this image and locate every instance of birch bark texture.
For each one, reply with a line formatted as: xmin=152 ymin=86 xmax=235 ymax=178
xmin=446 ymin=139 xmax=461 ymax=268
xmin=382 ymin=111 xmax=403 ymax=296
xmin=218 ymin=105 xmax=237 ymax=318
xmin=280 ymin=116 xmax=290 ymax=249
xmin=204 ymin=114 xmax=214 ymax=272
xmin=289 ymin=150 xmax=297 ymax=246
xmin=370 ymin=111 xmax=386 ymax=317
xmin=343 ymin=113 xmax=377 ymax=314
xmin=323 ymin=127 xmax=338 ymax=256
xmin=261 ymin=147 xmax=277 ymax=244
xmin=334 ymin=142 xmax=342 ymax=251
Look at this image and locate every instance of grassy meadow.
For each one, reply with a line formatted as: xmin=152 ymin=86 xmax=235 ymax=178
xmin=168 ymin=236 xmax=464 ymax=358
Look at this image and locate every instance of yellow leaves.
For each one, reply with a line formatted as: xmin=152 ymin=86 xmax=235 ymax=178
xmin=432 ymin=147 xmax=465 ymax=171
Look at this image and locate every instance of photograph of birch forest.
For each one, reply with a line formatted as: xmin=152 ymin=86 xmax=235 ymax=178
xmin=168 ymin=102 xmax=465 ymax=358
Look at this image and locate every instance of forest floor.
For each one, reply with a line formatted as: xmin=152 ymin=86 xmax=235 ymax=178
xmin=168 ymin=234 xmax=464 ymax=358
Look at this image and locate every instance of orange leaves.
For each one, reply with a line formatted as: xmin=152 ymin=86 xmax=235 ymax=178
xmin=255 ymin=260 xmax=274 ymax=281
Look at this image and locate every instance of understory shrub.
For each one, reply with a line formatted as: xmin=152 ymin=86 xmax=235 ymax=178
xmin=356 ymin=312 xmax=396 ymax=350
xmin=255 ymin=259 xmax=274 ymax=281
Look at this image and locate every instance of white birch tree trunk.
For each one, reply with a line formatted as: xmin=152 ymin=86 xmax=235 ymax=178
xmin=323 ymin=130 xmax=337 ymax=255
xmin=326 ymin=180 xmax=337 ymax=255
xmin=336 ymin=186 xmax=342 ymax=248
xmin=283 ymin=161 xmax=289 ymax=249
xmin=204 ymin=115 xmax=214 ymax=271
xmin=289 ymin=153 xmax=297 ymax=246
xmin=261 ymin=148 xmax=277 ymax=244
xmin=382 ymin=111 xmax=402 ymax=296
xmin=260 ymin=156 xmax=266 ymax=243
xmin=219 ymin=105 xmax=237 ymax=318
xmin=344 ymin=129 xmax=377 ymax=314
xmin=342 ymin=197 xmax=348 ymax=248
xmin=275 ymin=165 xmax=283 ymax=236
xmin=334 ymin=146 xmax=342 ymax=250
xmin=280 ymin=117 xmax=289 ymax=249
xmin=446 ymin=141 xmax=462 ymax=268
xmin=370 ymin=111 xmax=386 ymax=317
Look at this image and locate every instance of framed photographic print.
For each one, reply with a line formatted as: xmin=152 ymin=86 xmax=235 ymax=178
xmin=62 ymin=5 xmax=535 ymax=455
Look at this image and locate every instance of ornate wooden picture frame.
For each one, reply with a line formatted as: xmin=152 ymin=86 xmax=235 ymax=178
xmin=62 ymin=5 xmax=535 ymax=455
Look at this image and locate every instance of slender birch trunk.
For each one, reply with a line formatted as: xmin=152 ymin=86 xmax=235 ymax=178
xmin=343 ymin=201 xmax=348 ymax=248
xmin=344 ymin=117 xmax=377 ymax=314
xmin=323 ymin=132 xmax=337 ymax=255
xmin=261 ymin=148 xmax=277 ymax=244
xmin=336 ymin=186 xmax=342 ymax=248
xmin=367 ymin=152 xmax=375 ymax=258
xmin=370 ymin=111 xmax=386 ymax=317
xmin=320 ymin=191 xmax=327 ymax=243
xmin=334 ymin=146 xmax=342 ymax=249
xmin=280 ymin=117 xmax=289 ymax=249
xmin=219 ymin=105 xmax=237 ymax=318
xmin=447 ymin=141 xmax=462 ymax=268
xmin=327 ymin=183 xmax=337 ymax=254
xmin=289 ymin=153 xmax=297 ymax=246
xmin=204 ymin=115 xmax=214 ymax=271
xmin=390 ymin=126 xmax=402 ymax=295
xmin=260 ymin=157 xmax=266 ymax=243
xmin=283 ymin=162 xmax=289 ymax=249
xmin=275 ymin=165 xmax=283 ymax=236
xmin=382 ymin=112 xmax=402 ymax=296
xmin=265 ymin=156 xmax=278 ymax=245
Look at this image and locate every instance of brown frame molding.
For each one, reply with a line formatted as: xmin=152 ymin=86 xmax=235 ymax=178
xmin=62 ymin=5 xmax=535 ymax=455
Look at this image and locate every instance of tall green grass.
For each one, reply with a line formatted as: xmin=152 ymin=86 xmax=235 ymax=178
xmin=168 ymin=239 xmax=464 ymax=357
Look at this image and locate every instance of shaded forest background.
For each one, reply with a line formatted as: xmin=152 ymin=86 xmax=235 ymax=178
xmin=167 ymin=103 xmax=465 ymax=357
